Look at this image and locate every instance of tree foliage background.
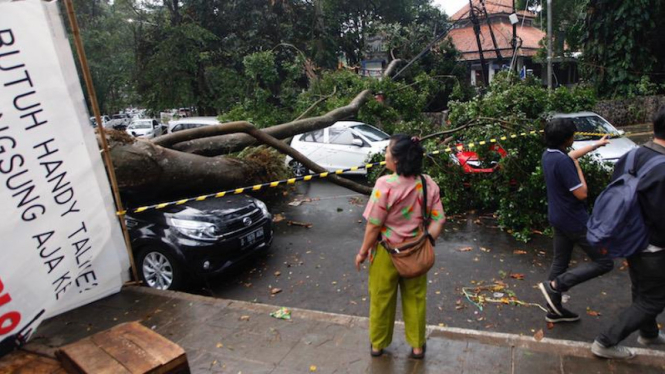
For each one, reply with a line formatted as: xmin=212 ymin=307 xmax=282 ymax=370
xmin=521 ymin=0 xmax=665 ymax=98
xmin=70 ymin=0 xmax=468 ymax=118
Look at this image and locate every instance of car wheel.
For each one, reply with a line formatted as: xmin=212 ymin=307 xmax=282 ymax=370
xmin=137 ymin=247 xmax=183 ymax=290
xmin=290 ymin=161 xmax=310 ymax=177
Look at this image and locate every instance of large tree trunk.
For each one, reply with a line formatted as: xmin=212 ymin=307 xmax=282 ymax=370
xmin=154 ymin=90 xmax=372 ymax=155
xmin=110 ymin=60 xmax=403 ymax=203
xmin=109 ymin=91 xmax=374 ymax=202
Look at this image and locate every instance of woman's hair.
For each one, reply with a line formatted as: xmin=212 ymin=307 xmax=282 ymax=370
xmin=390 ymin=134 xmax=424 ymax=176
xmin=544 ymin=118 xmax=576 ymax=149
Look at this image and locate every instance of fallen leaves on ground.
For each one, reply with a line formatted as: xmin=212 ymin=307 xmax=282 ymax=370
xmin=271 ymin=288 xmax=282 ymax=295
xmin=533 ymin=329 xmax=544 ymax=341
xmin=480 ymin=247 xmax=491 ymax=253
xmin=547 ymin=322 xmax=555 ymax=330
xmin=274 ymin=271 xmax=281 ymax=276
xmin=513 ymin=250 xmax=527 ymax=255
xmin=457 ymin=246 xmax=473 ymax=252
xmin=273 ymin=213 xmax=285 ymax=223
xmin=310 ymin=365 xmax=317 ymax=372
xmin=240 ymin=315 xmax=250 ymax=321
xmin=349 ymin=197 xmax=365 ymax=206
xmin=618 ymin=260 xmax=629 ymax=271
xmin=586 ymin=308 xmax=601 ymax=317
xmin=216 ymin=343 xmax=223 ymax=348
xmin=509 ymin=273 xmax=525 ymax=280
xmin=287 ymin=220 xmax=313 ymax=228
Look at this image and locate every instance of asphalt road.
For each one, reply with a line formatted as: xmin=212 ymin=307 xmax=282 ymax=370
xmin=192 ymin=129 xmax=661 ymax=348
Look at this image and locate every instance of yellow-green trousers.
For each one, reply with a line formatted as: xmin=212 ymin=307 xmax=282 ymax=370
xmin=369 ymin=243 xmax=427 ymax=350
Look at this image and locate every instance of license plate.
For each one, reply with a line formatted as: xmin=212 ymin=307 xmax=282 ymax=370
xmin=240 ymin=227 xmax=264 ymax=248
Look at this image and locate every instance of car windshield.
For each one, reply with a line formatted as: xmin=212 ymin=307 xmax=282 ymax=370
xmin=351 ymin=124 xmax=389 ymax=142
xmin=570 ymin=116 xmax=617 ymax=140
xmin=130 ymin=121 xmax=152 ymax=129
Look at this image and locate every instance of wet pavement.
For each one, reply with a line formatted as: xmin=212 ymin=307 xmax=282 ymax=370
xmin=188 ymin=125 xmax=661 ymax=348
xmin=20 ymin=126 xmax=664 ymax=373
xmin=197 ymin=180 xmax=649 ymax=348
xmin=26 ymin=286 xmax=665 ymax=373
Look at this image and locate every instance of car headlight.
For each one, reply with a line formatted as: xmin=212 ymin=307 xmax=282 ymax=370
xmin=167 ymin=218 xmax=219 ymax=241
xmin=254 ymin=199 xmax=271 ymax=218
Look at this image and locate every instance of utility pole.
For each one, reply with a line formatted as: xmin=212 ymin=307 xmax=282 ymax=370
xmin=469 ymin=0 xmax=488 ymax=86
xmin=480 ymin=0 xmax=503 ymax=63
xmin=547 ymin=0 xmax=553 ymax=90
xmin=512 ymin=0 xmax=517 ymax=72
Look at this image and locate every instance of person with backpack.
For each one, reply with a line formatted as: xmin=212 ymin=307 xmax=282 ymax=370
xmin=590 ymin=107 xmax=665 ymax=359
xmin=537 ymin=118 xmax=613 ymax=323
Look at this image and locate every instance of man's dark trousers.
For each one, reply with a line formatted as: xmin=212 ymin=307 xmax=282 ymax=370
xmin=597 ymin=251 xmax=665 ymax=346
xmin=548 ymin=228 xmax=614 ymax=292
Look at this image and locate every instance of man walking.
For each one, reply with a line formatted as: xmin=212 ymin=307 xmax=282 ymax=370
xmin=538 ymin=118 xmax=613 ymax=322
xmin=591 ymin=107 xmax=665 ymax=359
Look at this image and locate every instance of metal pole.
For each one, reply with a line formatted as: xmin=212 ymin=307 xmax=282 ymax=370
xmin=63 ymin=0 xmax=140 ymax=284
xmin=547 ymin=0 xmax=553 ymax=90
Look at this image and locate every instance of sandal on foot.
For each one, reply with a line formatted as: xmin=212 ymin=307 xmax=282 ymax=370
xmin=410 ymin=343 xmax=426 ymax=359
xmin=370 ymin=344 xmax=383 ymax=357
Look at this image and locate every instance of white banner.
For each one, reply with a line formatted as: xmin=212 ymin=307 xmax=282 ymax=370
xmin=0 ymin=0 xmax=129 ymax=348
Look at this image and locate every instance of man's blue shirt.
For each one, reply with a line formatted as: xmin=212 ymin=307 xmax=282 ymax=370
xmin=542 ymin=149 xmax=588 ymax=233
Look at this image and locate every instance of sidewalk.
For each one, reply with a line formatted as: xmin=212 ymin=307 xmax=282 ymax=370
xmin=25 ymin=286 xmax=665 ymax=373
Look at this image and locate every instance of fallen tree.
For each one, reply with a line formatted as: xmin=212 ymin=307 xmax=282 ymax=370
xmin=109 ymin=60 xmax=407 ymax=203
xmin=109 ymin=89 xmax=380 ymax=204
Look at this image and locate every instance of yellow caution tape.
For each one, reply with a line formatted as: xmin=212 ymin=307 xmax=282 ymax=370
xmin=117 ymin=130 xmax=622 ymax=215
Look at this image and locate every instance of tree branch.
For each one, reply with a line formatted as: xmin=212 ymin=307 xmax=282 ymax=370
xmin=154 ymin=89 xmax=373 ymax=155
xmin=211 ymin=121 xmax=372 ymax=195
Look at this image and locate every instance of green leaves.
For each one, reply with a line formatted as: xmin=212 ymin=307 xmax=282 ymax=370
xmin=582 ymin=0 xmax=663 ymax=98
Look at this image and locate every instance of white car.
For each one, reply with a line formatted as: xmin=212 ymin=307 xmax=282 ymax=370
xmin=552 ymin=112 xmax=638 ymax=163
xmin=126 ymin=119 xmax=161 ymax=139
xmin=89 ymin=115 xmax=110 ymax=128
xmin=286 ymin=121 xmax=390 ymax=176
xmin=168 ymin=116 xmax=219 ymax=134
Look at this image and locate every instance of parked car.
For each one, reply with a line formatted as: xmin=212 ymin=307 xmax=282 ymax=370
xmin=89 ymin=115 xmax=110 ymax=128
xmin=126 ymin=195 xmax=274 ymax=290
xmin=126 ymin=119 xmax=162 ymax=139
xmin=286 ymin=121 xmax=390 ymax=176
xmin=552 ymin=112 xmax=637 ymax=163
xmin=107 ymin=113 xmax=132 ymax=130
xmin=168 ymin=116 xmax=219 ymax=134
xmin=449 ymin=143 xmax=508 ymax=173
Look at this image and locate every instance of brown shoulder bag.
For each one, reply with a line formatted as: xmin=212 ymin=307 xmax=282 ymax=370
xmin=380 ymin=175 xmax=435 ymax=278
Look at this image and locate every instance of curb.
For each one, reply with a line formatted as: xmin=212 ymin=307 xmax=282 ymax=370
xmin=128 ymin=286 xmax=665 ymax=368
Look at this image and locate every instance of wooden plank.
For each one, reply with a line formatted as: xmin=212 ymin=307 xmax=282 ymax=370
xmin=89 ymin=326 xmax=161 ymax=373
xmin=112 ymin=323 xmax=188 ymax=372
xmin=57 ymin=338 xmax=131 ymax=374
xmin=114 ymin=323 xmax=186 ymax=363
xmin=56 ymin=322 xmax=188 ymax=374
xmin=0 ymin=350 xmax=66 ymax=374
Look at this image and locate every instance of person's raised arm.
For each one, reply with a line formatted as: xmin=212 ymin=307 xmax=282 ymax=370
xmin=568 ymin=135 xmax=610 ymax=160
xmin=571 ymin=158 xmax=588 ymax=200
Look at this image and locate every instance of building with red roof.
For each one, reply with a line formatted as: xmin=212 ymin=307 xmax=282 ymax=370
xmin=446 ymin=0 xmax=578 ymax=86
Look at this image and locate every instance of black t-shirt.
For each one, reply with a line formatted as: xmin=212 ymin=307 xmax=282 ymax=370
xmin=612 ymin=141 xmax=665 ymax=247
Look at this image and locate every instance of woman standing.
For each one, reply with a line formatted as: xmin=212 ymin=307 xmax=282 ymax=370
xmin=355 ymin=135 xmax=445 ymax=359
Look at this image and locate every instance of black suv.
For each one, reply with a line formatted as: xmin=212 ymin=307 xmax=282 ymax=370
xmin=126 ymin=195 xmax=273 ymax=290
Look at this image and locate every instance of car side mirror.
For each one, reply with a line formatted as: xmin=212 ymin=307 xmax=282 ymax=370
xmin=352 ymin=139 xmax=363 ymax=147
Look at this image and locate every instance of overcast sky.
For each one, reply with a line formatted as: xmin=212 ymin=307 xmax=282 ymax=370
xmin=432 ymin=0 xmax=468 ymax=16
